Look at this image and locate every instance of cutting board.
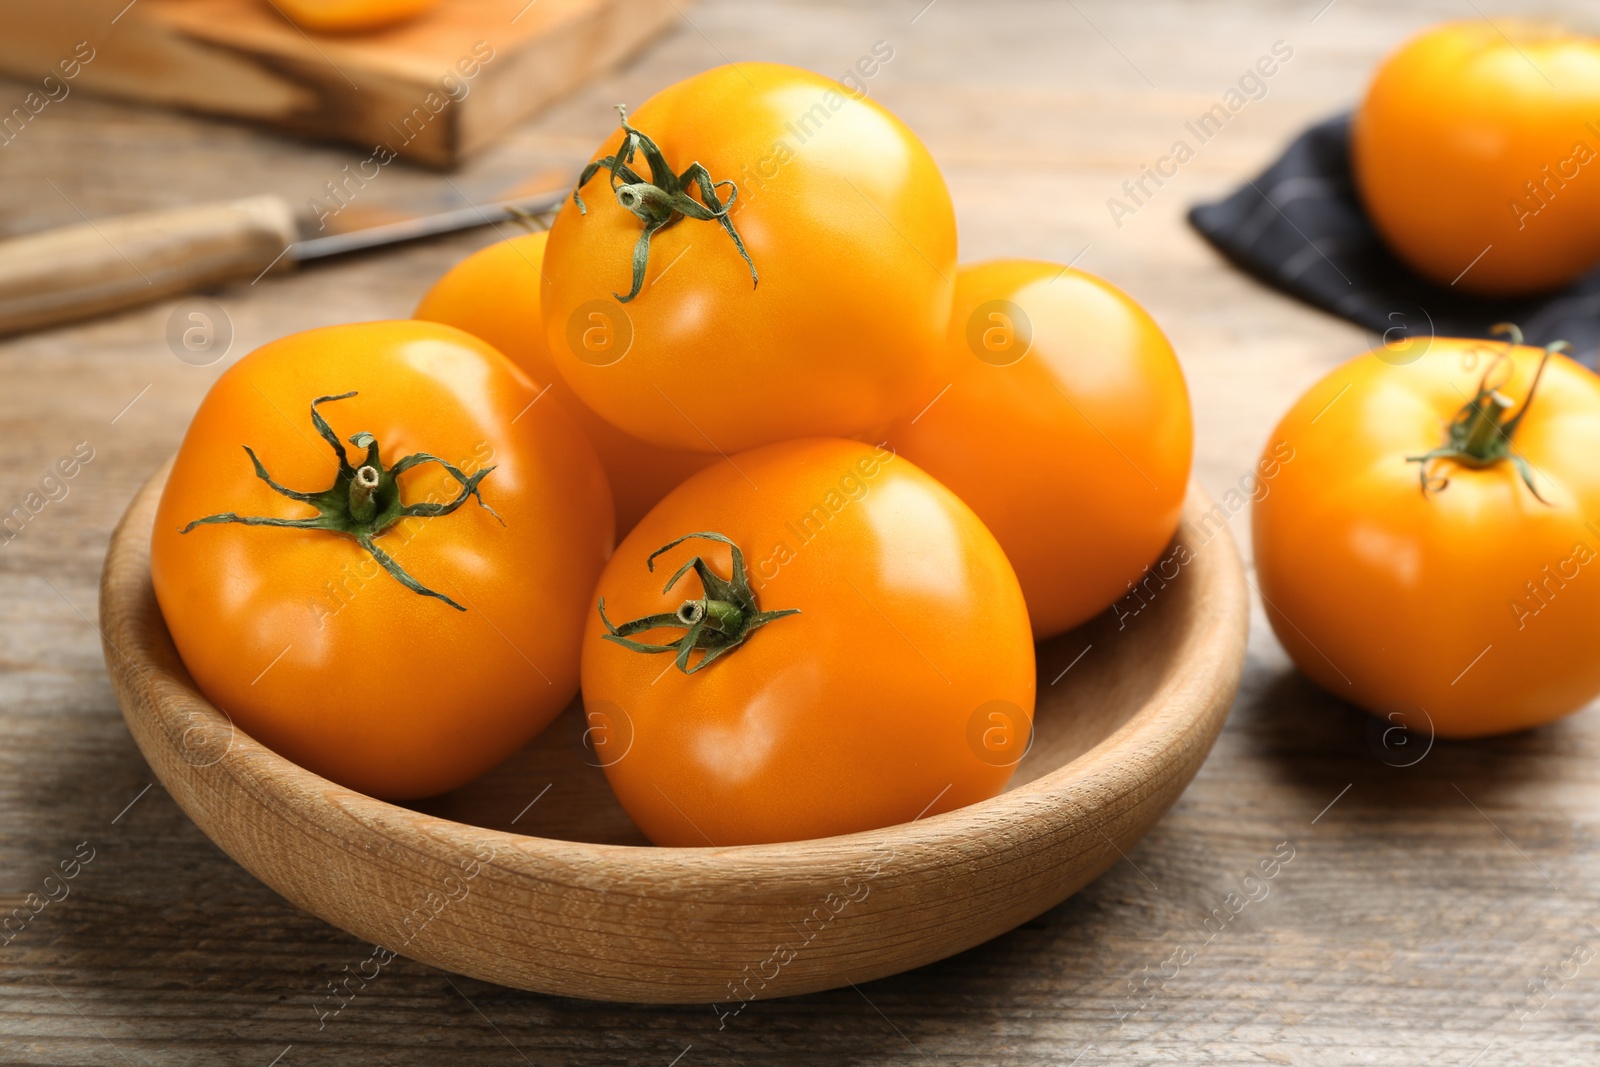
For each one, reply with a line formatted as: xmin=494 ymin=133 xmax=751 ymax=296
xmin=0 ymin=0 xmax=681 ymax=167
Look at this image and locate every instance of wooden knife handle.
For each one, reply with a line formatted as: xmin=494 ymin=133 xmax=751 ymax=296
xmin=0 ymin=195 xmax=299 ymax=338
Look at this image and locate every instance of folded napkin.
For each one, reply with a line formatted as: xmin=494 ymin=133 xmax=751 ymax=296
xmin=1188 ymin=114 xmax=1600 ymax=368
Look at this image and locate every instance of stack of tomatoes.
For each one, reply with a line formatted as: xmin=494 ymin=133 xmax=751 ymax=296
xmin=150 ymin=64 xmax=1192 ymax=846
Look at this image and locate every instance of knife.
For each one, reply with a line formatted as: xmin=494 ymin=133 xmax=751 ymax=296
xmin=0 ymin=186 xmax=568 ymax=338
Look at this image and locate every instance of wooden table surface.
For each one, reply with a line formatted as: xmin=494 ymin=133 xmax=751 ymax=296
xmin=5 ymin=0 xmax=1599 ymax=1063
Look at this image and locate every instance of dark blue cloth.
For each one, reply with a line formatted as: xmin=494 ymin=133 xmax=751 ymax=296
xmin=1188 ymin=114 xmax=1600 ymax=368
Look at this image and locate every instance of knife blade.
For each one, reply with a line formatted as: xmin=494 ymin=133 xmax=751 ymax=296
xmin=0 ymin=184 xmax=569 ymax=339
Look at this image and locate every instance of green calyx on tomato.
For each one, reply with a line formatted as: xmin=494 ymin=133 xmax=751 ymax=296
xmin=572 ymin=105 xmax=757 ymax=304
xmin=178 ymin=391 xmax=502 ymax=611
xmin=1406 ymin=324 xmax=1564 ymax=503
xmin=597 ymin=531 xmax=799 ymax=674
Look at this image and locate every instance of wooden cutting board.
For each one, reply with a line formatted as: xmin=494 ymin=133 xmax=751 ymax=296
xmin=0 ymin=0 xmax=681 ymax=167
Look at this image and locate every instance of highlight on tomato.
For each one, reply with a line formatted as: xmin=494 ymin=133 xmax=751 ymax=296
xmin=1353 ymin=20 xmax=1600 ymax=295
xmin=580 ymin=438 xmax=1037 ymax=846
xmin=542 ymin=61 xmax=958 ymax=454
xmin=1253 ymin=326 xmax=1600 ymax=737
xmin=886 ymin=260 xmax=1192 ymax=640
xmin=150 ymin=321 xmax=614 ymax=799
xmin=415 ymin=229 xmax=715 ymax=534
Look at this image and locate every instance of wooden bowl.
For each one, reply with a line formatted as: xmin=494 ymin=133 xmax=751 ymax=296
xmin=100 ymin=461 xmax=1248 ymax=1003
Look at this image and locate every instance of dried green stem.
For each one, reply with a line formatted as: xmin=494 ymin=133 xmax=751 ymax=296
xmin=348 ymin=464 xmax=380 ymax=524
xmin=598 ymin=532 xmax=798 ymax=674
xmin=571 ymin=105 xmax=757 ymax=303
xmin=179 ymin=392 xmax=503 ymax=611
xmin=1406 ymin=324 xmax=1562 ymax=504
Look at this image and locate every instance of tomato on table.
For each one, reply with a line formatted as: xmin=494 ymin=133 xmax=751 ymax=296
xmin=542 ymin=61 xmax=957 ymax=453
xmin=151 ymin=321 xmax=614 ymax=798
xmin=1253 ymin=330 xmax=1600 ymax=737
xmin=581 ymin=438 xmax=1036 ymax=846
xmin=887 ymin=260 xmax=1193 ymax=640
xmin=416 ymin=230 xmax=715 ymax=534
xmin=1353 ymin=20 xmax=1600 ymax=294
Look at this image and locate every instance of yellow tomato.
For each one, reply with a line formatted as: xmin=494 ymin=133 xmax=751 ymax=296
xmin=581 ymin=438 xmax=1036 ymax=846
xmin=1254 ymin=333 xmax=1600 ymax=736
xmin=151 ymin=321 xmax=613 ymax=798
xmin=416 ymin=231 xmax=714 ymax=534
xmin=887 ymin=260 xmax=1192 ymax=639
xmin=272 ymin=0 xmax=439 ymax=33
xmin=1354 ymin=20 xmax=1600 ymax=294
xmin=543 ymin=62 xmax=957 ymax=453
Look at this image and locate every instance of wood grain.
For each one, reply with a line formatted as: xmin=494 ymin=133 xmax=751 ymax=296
xmin=98 ymin=460 xmax=1246 ymax=1002
xmin=8 ymin=0 xmax=1600 ymax=1062
xmin=0 ymin=0 xmax=681 ymax=166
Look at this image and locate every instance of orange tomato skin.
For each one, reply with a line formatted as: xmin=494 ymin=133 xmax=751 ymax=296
xmin=415 ymin=231 xmax=714 ymax=534
xmin=150 ymin=321 xmax=614 ymax=799
xmin=1353 ymin=21 xmax=1600 ymax=295
xmin=886 ymin=261 xmax=1193 ymax=640
xmin=1253 ymin=338 xmax=1600 ymax=737
xmin=273 ymin=0 xmax=439 ymax=32
xmin=543 ymin=62 xmax=957 ymax=454
xmin=581 ymin=438 xmax=1036 ymax=847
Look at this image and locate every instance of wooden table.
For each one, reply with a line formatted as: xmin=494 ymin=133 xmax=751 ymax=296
xmin=5 ymin=0 xmax=1597 ymax=1063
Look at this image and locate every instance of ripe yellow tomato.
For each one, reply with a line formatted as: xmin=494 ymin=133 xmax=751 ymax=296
xmin=581 ymin=438 xmax=1036 ymax=846
xmin=151 ymin=321 xmax=613 ymax=798
xmin=415 ymin=231 xmax=714 ymax=534
xmin=1353 ymin=20 xmax=1600 ymax=294
xmin=273 ymin=0 xmax=439 ymax=33
xmin=1253 ymin=333 xmax=1600 ymax=737
xmin=887 ymin=260 xmax=1192 ymax=640
xmin=543 ymin=62 xmax=957 ymax=453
